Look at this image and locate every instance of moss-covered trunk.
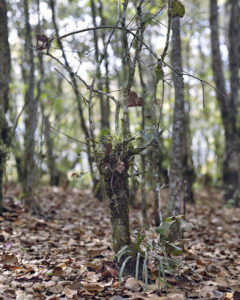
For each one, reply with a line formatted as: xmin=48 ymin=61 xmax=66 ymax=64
xmin=99 ymin=143 xmax=131 ymax=253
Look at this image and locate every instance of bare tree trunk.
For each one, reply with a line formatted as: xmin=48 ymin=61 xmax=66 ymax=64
xmin=210 ymin=0 xmax=240 ymax=205
xmin=22 ymin=0 xmax=41 ymax=214
xmin=182 ymin=103 xmax=195 ymax=203
xmin=138 ymin=58 xmax=148 ymax=227
xmin=183 ymin=41 xmax=195 ymax=203
xmin=42 ymin=111 xmax=59 ymax=186
xmin=99 ymin=0 xmax=110 ymax=123
xmin=0 ymin=0 xmax=11 ymax=213
xmin=168 ymin=17 xmax=185 ymax=216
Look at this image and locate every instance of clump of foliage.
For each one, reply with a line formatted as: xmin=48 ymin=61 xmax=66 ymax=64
xmin=116 ymin=216 xmax=193 ymax=290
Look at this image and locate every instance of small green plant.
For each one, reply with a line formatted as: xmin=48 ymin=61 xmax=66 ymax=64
xmin=116 ymin=215 xmax=193 ymax=291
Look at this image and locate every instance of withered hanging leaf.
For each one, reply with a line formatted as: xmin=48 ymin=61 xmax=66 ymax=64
xmin=71 ymin=172 xmax=78 ymax=178
xmin=126 ymin=90 xmax=143 ymax=107
xmin=171 ymin=0 xmax=185 ymax=18
xmin=36 ymin=34 xmax=51 ymax=51
xmin=36 ymin=34 xmax=49 ymax=42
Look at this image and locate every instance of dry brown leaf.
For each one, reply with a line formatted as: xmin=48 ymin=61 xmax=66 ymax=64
xmin=81 ymin=281 xmax=105 ymax=292
xmin=101 ymin=265 xmax=119 ymax=279
xmin=125 ymin=277 xmax=141 ymax=292
xmin=167 ymin=292 xmax=186 ymax=300
xmin=84 ymin=261 xmax=101 ymax=272
xmin=16 ymin=291 xmax=32 ymax=300
xmin=64 ymin=286 xmax=78 ymax=298
xmin=127 ymin=90 xmax=143 ymax=107
xmin=53 ymin=266 xmax=63 ymax=276
xmin=1 ymin=253 xmax=18 ymax=265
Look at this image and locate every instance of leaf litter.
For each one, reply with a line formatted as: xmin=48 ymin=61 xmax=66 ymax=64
xmin=0 ymin=186 xmax=239 ymax=299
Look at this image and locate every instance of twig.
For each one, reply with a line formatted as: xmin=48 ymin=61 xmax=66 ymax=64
xmin=161 ymin=1 xmax=172 ymax=62
xmin=201 ymin=80 xmax=205 ymax=108
xmin=76 ymin=74 xmax=117 ymax=103
xmin=10 ymin=99 xmax=29 ymax=143
xmin=46 ymin=124 xmax=88 ymax=146
xmin=54 ymin=68 xmax=89 ymax=103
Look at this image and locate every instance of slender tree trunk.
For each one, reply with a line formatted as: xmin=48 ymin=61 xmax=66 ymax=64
xmin=0 ymin=0 xmax=11 ymax=213
xmin=210 ymin=0 xmax=240 ymax=205
xmin=168 ymin=17 xmax=185 ymax=215
xmin=42 ymin=111 xmax=59 ymax=186
xmin=129 ymin=167 xmax=139 ymax=207
xmin=99 ymin=0 xmax=110 ymax=124
xmin=182 ymin=105 xmax=195 ymax=203
xmin=183 ymin=40 xmax=195 ymax=203
xmin=22 ymin=0 xmax=41 ymax=213
xmin=138 ymin=58 xmax=148 ymax=227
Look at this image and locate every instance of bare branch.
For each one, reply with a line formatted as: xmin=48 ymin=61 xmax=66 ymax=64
xmin=46 ymin=123 xmax=88 ymax=146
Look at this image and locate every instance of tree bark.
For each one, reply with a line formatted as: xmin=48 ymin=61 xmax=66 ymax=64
xmin=210 ymin=0 xmax=240 ymax=205
xmin=183 ymin=40 xmax=195 ymax=203
xmin=22 ymin=0 xmax=40 ymax=214
xmin=99 ymin=0 xmax=110 ymax=124
xmin=99 ymin=143 xmax=131 ymax=253
xmin=138 ymin=58 xmax=148 ymax=227
xmin=42 ymin=112 xmax=59 ymax=186
xmin=168 ymin=17 xmax=185 ymax=215
xmin=0 ymin=0 xmax=11 ymax=213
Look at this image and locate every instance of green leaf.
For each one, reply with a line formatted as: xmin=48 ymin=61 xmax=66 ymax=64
xmin=155 ymin=221 xmax=173 ymax=239
xmin=132 ymin=39 xmax=138 ymax=49
xmin=165 ymin=242 xmax=183 ymax=256
xmin=142 ymin=251 xmax=148 ymax=291
xmin=119 ymin=256 xmax=132 ymax=285
xmin=135 ymin=252 xmax=141 ymax=280
xmin=164 ymin=217 xmax=174 ymax=222
xmin=137 ymin=232 xmax=145 ymax=248
xmin=116 ymin=245 xmax=129 ymax=262
xmin=171 ymin=0 xmax=185 ymax=18
xmin=154 ymin=65 xmax=164 ymax=82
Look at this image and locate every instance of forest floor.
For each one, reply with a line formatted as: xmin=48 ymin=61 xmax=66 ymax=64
xmin=0 ymin=186 xmax=240 ymax=300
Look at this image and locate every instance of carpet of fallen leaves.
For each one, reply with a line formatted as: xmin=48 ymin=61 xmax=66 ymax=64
xmin=0 ymin=186 xmax=240 ymax=300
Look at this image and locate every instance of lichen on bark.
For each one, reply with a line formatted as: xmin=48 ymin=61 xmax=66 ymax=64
xmin=99 ymin=142 xmax=132 ymax=253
